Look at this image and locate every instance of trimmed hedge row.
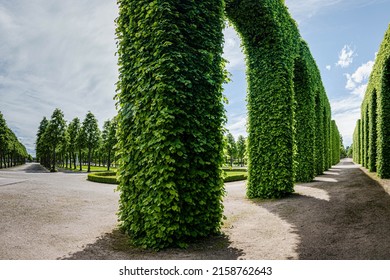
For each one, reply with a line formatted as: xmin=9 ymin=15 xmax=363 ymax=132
xmin=353 ymin=24 xmax=390 ymax=178
xmin=226 ymin=0 xmax=338 ymax=193
xmin=115 ymin=0 xmax=341 ymax=249
xmin=88 ymin=172 xmax=247 ymax=184
xmin=87 ymin=172 xmax=118 ymax=184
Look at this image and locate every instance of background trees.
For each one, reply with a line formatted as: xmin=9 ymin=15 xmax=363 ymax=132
xmin=226 ymin=132 xmax=237 ymax=167
xmin=35 ymin=109 xmax=115 ymax=172
xmin=81 ymin=111 xmax=101 ymax=173
xmin=0 ymin=111 xmax=29 ymax=168
xmin=101 ymin=118 xmax=117 ymax=171
xmin=67 ymin=117 xmax=81 ymax=169
xmin=46 ymin=108 xmax=66 ymax=172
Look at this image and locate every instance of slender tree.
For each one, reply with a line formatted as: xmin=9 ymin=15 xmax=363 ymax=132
xmin=102 ymin=118 xmax=118 ymax=171
xmin=236 ymin=135 xmax=246 ymax=167
xmin=226 ymin=133 xmax=237 ymax=167
xmin=81 ymin=111 xmax=100 ymax=172
xmin=46 ymin=109 xmax=66 ymax=172
xmin=67 ymin=117 xmax=81 ymax=169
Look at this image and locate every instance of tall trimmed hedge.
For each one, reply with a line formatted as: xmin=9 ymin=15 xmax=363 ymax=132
xmin=331 ymin=120 xmax=341 ymax=165
xmin=226 ymin=0 xmax=336 ymax=196
xmin=115 ymin=0 xmax=341 ymax=249
xmin=368 ymin=90 xmax=377 ymax=172
xmin=353 ymin=119 xmax=361 ymax=164
xmin=353 ymin=24 xmax=390 ymax=178
xmin=226 ymin=0 xmax=298 ymax=198
xmin=115 ymin=0 xmax=226 ymax=249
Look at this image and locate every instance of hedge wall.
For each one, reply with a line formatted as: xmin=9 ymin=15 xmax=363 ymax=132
xmin=115 ymin=0 xmax=341 ymax=249
xmin=115 ymin=0 xmax=226 ymax=249
xmin=331 ymin=120 xmax=341 ymax=165
xmin=353 ymin=24 xmax=390 ymax=178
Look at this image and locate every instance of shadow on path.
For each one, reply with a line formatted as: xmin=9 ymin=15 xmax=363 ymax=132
xmin=0 ymin=163 xmax=50 ymax=173
xmin=61 ymin=229 xmax=244 ymax=260
xmin=259 ymin=159 xmax=390 ymax=259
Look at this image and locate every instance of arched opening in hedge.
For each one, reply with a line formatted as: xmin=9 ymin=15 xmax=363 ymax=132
xmin=115 ymin=0 xmax=337 ymax=249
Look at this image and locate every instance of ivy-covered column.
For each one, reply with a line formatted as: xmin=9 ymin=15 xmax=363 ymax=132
xmin=293 ymin=42 xmax=318 ymax=182
xmin=226 ymin=0 xmax=299 ymax=198
xmin=368 ymin=90 xmax=377 ymax=172
xmin=378 ymin=58 xmax=390 ymax=177
xmin=115 ymin=0 xmax=226 ymax=249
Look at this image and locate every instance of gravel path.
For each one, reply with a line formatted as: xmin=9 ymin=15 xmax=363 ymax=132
xmin=2 ymin=159 xmax=390 ymax=259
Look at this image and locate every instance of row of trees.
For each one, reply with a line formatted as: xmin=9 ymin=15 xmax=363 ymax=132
xmin=0 ymin=112 xmax=30 ymax=168
xmin=225 ymin=132 xmax=246 ymax=167
xmin=352 ymin=25 xmax=390 ymax=177
xmin=36 ymin=108 xmax=117 ymax=172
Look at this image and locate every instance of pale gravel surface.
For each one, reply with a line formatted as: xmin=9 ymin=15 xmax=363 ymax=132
xmin=2 ymin=159 xmax=390 ymax=260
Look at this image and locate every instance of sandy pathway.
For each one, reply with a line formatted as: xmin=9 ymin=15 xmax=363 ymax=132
xmin=2 ymin=159 xmax=390 ymax=259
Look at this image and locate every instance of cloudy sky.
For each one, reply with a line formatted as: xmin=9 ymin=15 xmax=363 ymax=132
xmin=0 ymin=0 xmax=389 ymax=156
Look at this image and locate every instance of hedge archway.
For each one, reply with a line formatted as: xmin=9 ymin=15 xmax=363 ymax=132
xmin=115 ymin=0 xmax=338 ymax=249
xmin=353 ymin=25 xmax=390 ymax=178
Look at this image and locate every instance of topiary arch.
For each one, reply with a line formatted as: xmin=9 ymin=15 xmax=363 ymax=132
xmin=115 ymin=0 xmax=337 ymax=249
xmin=353 ymin=24 xmax=390 ymax=178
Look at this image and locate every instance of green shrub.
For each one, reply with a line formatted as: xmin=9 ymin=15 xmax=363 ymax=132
xmin=87 ymin=172 xmax=118 ymax=184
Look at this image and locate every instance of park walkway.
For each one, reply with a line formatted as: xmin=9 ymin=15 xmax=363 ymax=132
xmin=2 ymin=160 xmax=390 ymax=259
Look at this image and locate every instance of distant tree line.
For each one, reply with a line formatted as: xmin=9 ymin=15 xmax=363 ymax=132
xmin=36 ymin=108 xmax=117 ymax=172
xmin=0 ymin=111 xmax=30 ymax=168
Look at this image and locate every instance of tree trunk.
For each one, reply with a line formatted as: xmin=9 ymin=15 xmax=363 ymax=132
xmin=87 ymin=148 xmax=92 ymax=172
xmin=79 ymin=149 xmax=82 ymax=171
xmin=107 ymin=150 xmax=111 ymax=171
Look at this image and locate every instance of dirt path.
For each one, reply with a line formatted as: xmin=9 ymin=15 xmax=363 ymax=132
xmin=2 ymin=159 xmax=390 ymax=259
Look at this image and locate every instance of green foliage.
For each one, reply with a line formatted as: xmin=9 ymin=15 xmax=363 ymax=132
xmin=226 ymin=0 xmax=335 ymax=197
xmin=115 ymin=0 xmax=226 ymax=249
xmin=0 ymin=112 xmax=29 ymax=168
xmin=81 ymin=111 xmax=101 ymax=173
xmin=67 ymin=118 xmax=81 ymax=170
xmin=353 ymin=119 xmax=361 ymax=164
xmin=88 ymin=172 xmax=118 ymax=184
xmin=293 ymin=42 xmax=316 ymax=182
xmin=378 ymin=57 xmax=390 ymax=177
xmin=353 ymin=24 xmax=390 ymax=178
xmin=226 ymin=0 xmax=298 ymax=198
xmin=368 ymin=89 xmax=377 ymax=171
xmin=226 ymin=132 xmax=237 ymax=167
xmin=236 ymin=135 xmax=246 ymax=167
xmin=46 ymin=108 xmax=66 ymax=171
xmin=88 ymin=171 xmax=246 ymax=185
xmin=331 ymin=120 xmax=341 ymax=165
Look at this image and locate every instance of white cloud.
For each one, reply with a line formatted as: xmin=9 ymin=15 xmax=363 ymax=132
xmin=326 ymin=65 xmax=331 ymax=70
xmin=344 ymin=60 xmax=374 ymax=98
xmin=223 ymin=26 xmax=246 ymax=71
xmin=226 ymin=115 xmax=247 ymax=139
xmin=0 ymin=0 xmax=118 ymax=156
xmin=351 ymin=60 xmax=374 ymax=83
xmin=336 ymin=45 xmax=356 ymax=68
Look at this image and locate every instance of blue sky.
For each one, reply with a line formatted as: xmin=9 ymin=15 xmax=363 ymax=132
xmin=0 ymin=0 xmax=389 ymax=156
